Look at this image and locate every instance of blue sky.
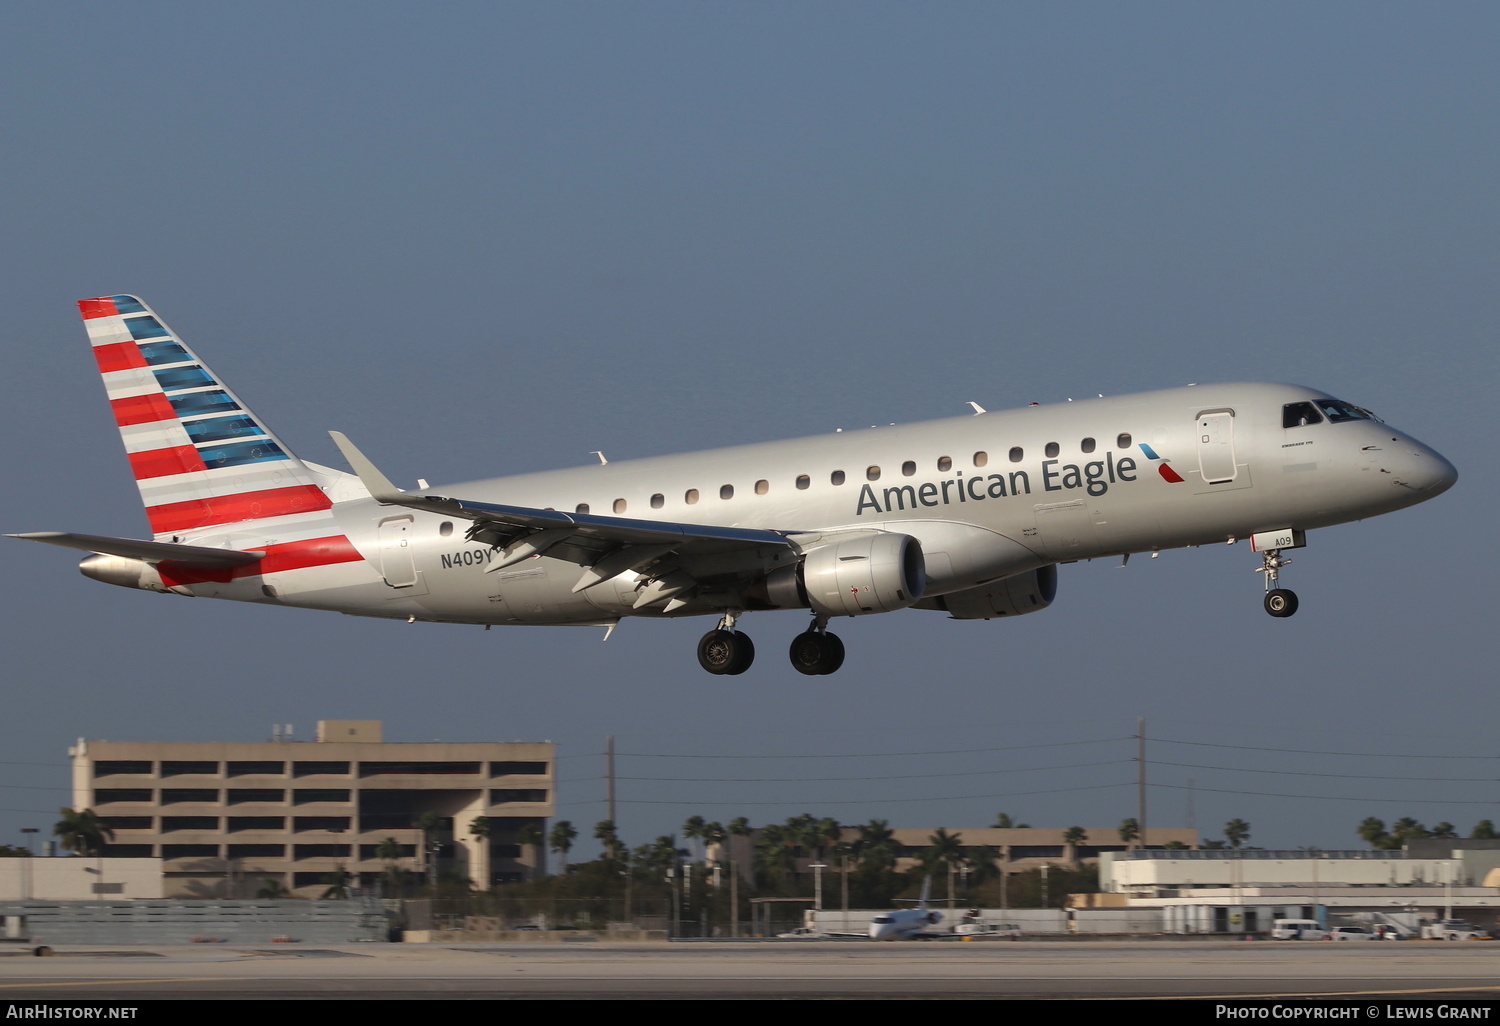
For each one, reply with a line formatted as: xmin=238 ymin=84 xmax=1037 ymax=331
xmin=2 ymin=1 xmax=1496 ymax=856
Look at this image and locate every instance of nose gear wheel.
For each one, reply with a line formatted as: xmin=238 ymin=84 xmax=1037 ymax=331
xmin=1256 ymin=548 xmax=1299 ymax=618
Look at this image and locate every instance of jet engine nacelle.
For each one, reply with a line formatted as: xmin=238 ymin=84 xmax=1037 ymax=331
xmin=790 ymin=532 xmax=926 ymax=617
xmin=915 ymin=564 xmax=1057 ymax=619
xmin=78 ymin=553 xmax=177 ymax=594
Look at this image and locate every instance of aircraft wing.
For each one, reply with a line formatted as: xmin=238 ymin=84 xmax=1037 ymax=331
xmin=8 ymin=532 xmax=264 ymax=568
xmin=330 ymin=432 xmax=801 ymax=607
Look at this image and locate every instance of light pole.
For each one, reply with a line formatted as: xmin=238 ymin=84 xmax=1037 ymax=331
xmin=809 ymin=863 xmax=827 ymax=911
xmin=20 ymin=829 xmax=37 ymax=901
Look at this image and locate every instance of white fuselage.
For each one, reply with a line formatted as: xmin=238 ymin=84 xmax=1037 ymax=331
xmin=161 ymin=381 xmax=1453 ymax=627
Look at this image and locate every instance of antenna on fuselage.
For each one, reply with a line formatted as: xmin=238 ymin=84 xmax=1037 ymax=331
xmin=966 ymin=401 xmax=986 ymax=415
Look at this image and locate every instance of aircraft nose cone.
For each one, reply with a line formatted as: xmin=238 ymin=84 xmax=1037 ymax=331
xmin=1403 ymin=447 xmax=1458 ymax=496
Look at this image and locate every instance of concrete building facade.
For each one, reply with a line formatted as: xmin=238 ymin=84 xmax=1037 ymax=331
xmin=69 ymin=720 xmax=554 ymax=898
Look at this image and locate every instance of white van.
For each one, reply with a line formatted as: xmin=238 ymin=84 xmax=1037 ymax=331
xmin=1272 ymin=919 xmax=1327 ymax=940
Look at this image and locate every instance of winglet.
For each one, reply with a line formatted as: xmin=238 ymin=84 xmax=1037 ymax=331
xmin=328 ymin=431 xmax=408 ymax=503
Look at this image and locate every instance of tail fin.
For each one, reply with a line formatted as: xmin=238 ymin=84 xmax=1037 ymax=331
xmin=79 ymin=295 xmax=332 ymax=539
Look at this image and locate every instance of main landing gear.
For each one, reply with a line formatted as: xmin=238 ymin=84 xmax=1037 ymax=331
xmin=789 ymin=616 xmax=845 ymax=676
xmin=695 ymin=613 xmax=845 ymax=675
xmin=1257 ymin=548 xmax=1299 ymax=618
xmin=697 ymin=613 xmax=755 ymax=675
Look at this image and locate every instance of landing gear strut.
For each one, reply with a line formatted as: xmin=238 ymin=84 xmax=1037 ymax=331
xmin=1257 ymin=548 xmax=1299 ymax=618
xmin=789 ymin=615 xmax=845 ymax=675
xmin=697 ymin=612 xmax=754 ymax=675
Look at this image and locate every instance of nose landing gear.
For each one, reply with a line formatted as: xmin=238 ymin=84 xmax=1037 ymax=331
xmin=1257 ymin=548 xmax=1299 ymax=618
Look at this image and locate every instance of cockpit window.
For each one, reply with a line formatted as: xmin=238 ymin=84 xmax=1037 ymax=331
xmin=1315 ymin=398 xmax=1379 ymax=423
xmin=1283 ymin=402 xmax=1323 ymax=428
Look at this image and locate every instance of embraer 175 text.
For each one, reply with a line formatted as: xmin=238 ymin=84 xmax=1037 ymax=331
xmin=12 ymin=296 xmax=1458 ymax=675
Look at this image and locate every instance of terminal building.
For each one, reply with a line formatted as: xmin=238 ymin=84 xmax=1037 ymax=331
xmin=1099 ymin=846 xmax=1500 ymax=935
xmin=69 ymin=720 xmax=554 ymax=898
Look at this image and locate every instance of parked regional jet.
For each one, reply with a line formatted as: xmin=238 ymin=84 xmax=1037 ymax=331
xmin=869 ymin=877 xmax=945 ymax=940
xmin=12 ymin=297 xmax=1458 ymax=675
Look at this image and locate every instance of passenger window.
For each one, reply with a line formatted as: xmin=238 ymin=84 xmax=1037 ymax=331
xmin=866 ymin=466 xmax=881 ymax=481
xmin=831 ymin=470 xmax=846 ymax=486
xmin=1081 ymin=438 xmax=1095 ymax=454
xmin=613 ymin=498 xmax=627 ymax=514
xmin=575 ymin=504 xmax=589 ymax=515
xmin=720 ymin=484 xmax=734 ymax=500
xmin=973 ymin=451 xmax=988 ymax=467
xmin=1009 ymin=447 xmax=1023 ymax=463
xmin=796 ymin=475 xmax=810 ymax=490
xmin=1284 ymin=401 xmax=1325 ymax=427
xmin=439 ymin=522 xmax=453 ymax=537
xmin=754 ymin=479 xmax=769 ymax=495
xmin=685 ymin=489 xmax=699 ymax=505
xmin=901 ymin=461 xmax=916 ymax=477
xmin=937 ymin=456 xmax=952 ymax=472
xmin=650 ymin=493 xmax=664 ymax=509
xmin=1045 ymin=442 xmax=1059 ymax=458
xmin=1117 ymin=433 xmax=1132 ymax=449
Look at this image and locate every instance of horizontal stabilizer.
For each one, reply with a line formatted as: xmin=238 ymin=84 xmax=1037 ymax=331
xmin=8 ymin=532 xmax=263 ymax=568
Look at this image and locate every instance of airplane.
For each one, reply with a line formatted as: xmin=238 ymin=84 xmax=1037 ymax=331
xmin=11 ymin=296 xmax=1458 ymax=676
xmin=869 ymin=877 xmax=945 ymax=940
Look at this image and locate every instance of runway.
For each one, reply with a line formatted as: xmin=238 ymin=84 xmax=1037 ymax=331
xmin=3 ymin=940 xmax=1500 ymax=1000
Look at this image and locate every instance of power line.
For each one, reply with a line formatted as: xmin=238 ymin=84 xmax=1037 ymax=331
xmin=1151 ymin=782 xmax=1500 ymax=805
xmin=1154 ymin=738 xmax=1500 ymax=760
xmin=614 ymin=737 xmax=1130 ymax=760
xmin=617 ymin=782 xmax=1131 ymax=807
xmin=1154 ymin=759 xmax=1500 ymax=783
xmin=612 ymin=759 xmax=1133 ymax=784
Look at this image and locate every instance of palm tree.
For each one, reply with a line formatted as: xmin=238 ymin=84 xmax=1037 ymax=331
xmin=1431 ymin=823 xmax=1457 ymax=839
xmin=701 ymin=822 xmax=726 ymax=870
xmin=1358 ymin=817 xmax=1391 ymax=849
xmin=319 ymin=866 xmax=351 ymax=900
xmin=682 ymin=815 xmax=706 ymax=863
xmin=54 ymin=808 xmax=113 ymax=857
xmin=1118 ymin=818 xmax=1140 ymax=849
xmin=1223 ymin=819 xmax=1251 ymax=849
xmin=926 ymin=828 xmax=964 ymax=904
xmin=595 ymin=819 xmax=625 ymax=860
xmin=854 ymin=819 xmax=897 ymax=873
xmin=417 ymin=811 xmax=444 ymax=888
xmin=549 ymin=820 xmax=577 ymax=873
xmin=375 ymin=836 xmax=406 ymax=896
xmin=1472 ymin=820 xmax=1497 ymax=840
xmin=255 ymin=878 xmax=289 ymax=899
xmin=816 ymin=818 xmax=842 ymax=863
xmin=1062 ymin=826 xmax=1087 ymax=865
xmin=994 ymin=812 xmax=1030 ymax=829
xmin=726 ymin=817 xmax=752 ymax=867
xmin=1391 ymin=818 xmax=1430 ymax=844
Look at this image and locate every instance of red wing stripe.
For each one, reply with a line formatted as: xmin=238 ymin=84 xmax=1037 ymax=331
xmin=78 ymin=297 xmax=119 ymax=320
xmin=145 ymin=485 xmax=333 ymax=534
xmin=128 ymin=445 xmax=208 ymax=480
xmin=93 ymin=341 xmax=148 ymax=374
xmin=157 ymin=535 xmax=364 ymax=587
xmin=110 ymin=393 xmax=177 ymax=427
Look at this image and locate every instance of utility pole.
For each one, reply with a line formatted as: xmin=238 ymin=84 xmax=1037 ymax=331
xmin=1136 ymin=717 xmax=1147 ymax=848
xmin=605 ymin=735 xmax=615 ymax=825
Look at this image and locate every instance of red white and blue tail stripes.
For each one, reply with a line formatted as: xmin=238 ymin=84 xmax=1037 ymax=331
xmin=80 ymin=295 xmax=334 ymax=538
